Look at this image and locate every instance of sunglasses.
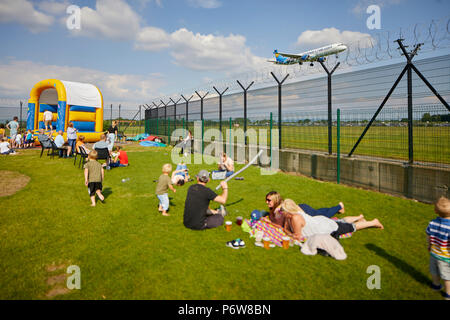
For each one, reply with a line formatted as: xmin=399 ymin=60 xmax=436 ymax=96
xmin=265 ymin=198 xmax=272 ymax=202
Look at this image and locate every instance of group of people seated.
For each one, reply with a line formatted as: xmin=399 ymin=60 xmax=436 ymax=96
xmin=181 ymin=169 xmax=384 ymax=244
xmin=36 ymin=120 xmax=129 ymax=169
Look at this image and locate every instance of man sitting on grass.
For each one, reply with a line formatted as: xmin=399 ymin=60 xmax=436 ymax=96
xmin=183 ymin=170 xmax=229 ymax=230
xmin=109 ymin=146 xmax=128 ymax=168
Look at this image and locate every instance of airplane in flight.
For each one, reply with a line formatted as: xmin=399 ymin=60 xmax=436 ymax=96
xmin=268 ymin=43 xmax=348 ymax=66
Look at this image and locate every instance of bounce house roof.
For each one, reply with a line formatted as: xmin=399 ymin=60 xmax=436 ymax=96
xmin=30 ymin=79 xmax=103 ymax=108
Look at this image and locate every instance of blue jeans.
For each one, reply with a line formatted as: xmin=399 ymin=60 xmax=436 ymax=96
xmin=225 ymin=171 xmax=234 ymax=178
xmin=68 ymin=139 xmax=76 ymax=154
xmin=157 ymin=193 xmax=169 ymax=211
xmin=299 ymin=203 xmax=342 ymax=218
xmin=109 ymin=161 xmax=126 ymax=168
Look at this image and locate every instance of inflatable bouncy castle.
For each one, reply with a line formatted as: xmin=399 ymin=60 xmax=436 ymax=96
xmin=27 ymin=79 xmax=104 ymax=142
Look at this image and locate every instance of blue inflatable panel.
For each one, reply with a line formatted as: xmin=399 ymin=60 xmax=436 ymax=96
xmin=139 ymin=141 xmax=166 ymax=147
xmin=27 ymin=103 xmax=35 ymax=130
xmin=38 ymin=121 xmax=57 ymax=129
xmin=56 ymin=101 xmax=66 ymax=132
xmin=71 ymin=121 xmax=95 ymax=132
xmin=70 ymin=105 xmax=97 ymax=113
xmin=39 ymin=104 xmax=58 ymax=113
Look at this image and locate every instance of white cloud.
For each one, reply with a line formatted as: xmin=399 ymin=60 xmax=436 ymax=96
xmin=170 ymin=29 xmax=265 ymax=72
xmin=187 ymin=0 xmax=222 ymax=9
xmin=0 ymin=58 xmax=166 ymax=105
xmin=296 ymin=28 xmax=374 ymax=48
xmin=135 ymin=26 xmax=170 ymax=51
xmin=66 ymin=0 xmax=141 ymax=41
xmin=37 ymin=0 xmax=70 ymax=16
xmin=136 ymin=28 xmax=266 ymax=73
xmin=0 ymin=0 xmax=54 ymax=33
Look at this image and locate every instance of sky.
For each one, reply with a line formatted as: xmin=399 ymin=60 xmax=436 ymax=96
xmin=0 ymin=0 xmax=449 ymax=111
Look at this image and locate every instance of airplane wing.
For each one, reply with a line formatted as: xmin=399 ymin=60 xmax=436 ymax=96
xmin=267 ymin=60 xmax=278 ymax=63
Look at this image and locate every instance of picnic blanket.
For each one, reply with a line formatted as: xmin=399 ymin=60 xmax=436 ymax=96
xmin=247 ymin=217 xmax=288 ymax=247
xmin=243 ymin=215 xmax=353 ymax=248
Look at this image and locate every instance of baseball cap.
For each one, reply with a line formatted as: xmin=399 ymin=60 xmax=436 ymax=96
xmin=196 ymin=169 xmax=210 ymax=181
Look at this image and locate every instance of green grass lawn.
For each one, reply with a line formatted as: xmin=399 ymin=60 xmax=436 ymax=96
xmin=0 ymin=143 xmax=442 ymax=300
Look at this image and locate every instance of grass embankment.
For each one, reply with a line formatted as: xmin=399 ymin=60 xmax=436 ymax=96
xmin=0 ymin=143 xmax=440 ymax=299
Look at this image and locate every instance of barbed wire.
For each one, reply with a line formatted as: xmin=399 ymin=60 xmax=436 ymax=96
xmin=153 ymin=16 xmax=450 ymax=104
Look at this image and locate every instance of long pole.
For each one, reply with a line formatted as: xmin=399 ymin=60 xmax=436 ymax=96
xmin=337 ymin=108 xmax=341 ymax=184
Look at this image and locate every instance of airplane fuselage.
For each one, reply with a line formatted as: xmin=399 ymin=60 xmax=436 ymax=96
xmin=271 ymin=43 xmax=347 ymax=65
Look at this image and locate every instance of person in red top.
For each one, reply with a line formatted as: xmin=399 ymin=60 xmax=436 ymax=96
xmin=110 ymin=146 xmax=129 ymax=168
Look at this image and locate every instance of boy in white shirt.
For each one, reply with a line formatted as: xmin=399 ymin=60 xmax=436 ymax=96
xmin=15 ymin=131 xmax=22 ymax=149
xmin=0 ymin=137 xmax=16 ymax=155
xmin=43 ymin=110 xmax=53 ymax=131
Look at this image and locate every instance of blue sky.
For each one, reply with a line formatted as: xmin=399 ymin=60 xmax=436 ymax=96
xmin=0 ymin=0 xmax=449 ymax=109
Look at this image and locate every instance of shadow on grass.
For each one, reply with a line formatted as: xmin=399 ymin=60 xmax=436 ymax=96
xmin=226 ymin=198 xmax=244 ymax=206
xmin=103 ymin=187 xmax=113 ymax=199
xmin=365 ymin=243 xmax=430 ymax=287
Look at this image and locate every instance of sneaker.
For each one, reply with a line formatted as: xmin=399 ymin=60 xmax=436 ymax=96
xmin=226 ymin=239 xmax=241 ymax=249
xmin=443 ymin=292 xmax=450 ymax=300
xmin=237 ymin=238 xmax=245 ymax=248
xmin=431 ymin=283 xmax=443 ymax=291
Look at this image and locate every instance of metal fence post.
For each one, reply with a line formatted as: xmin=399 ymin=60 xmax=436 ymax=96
xmin=181 ymin=94 xmax=193 ymax=130
xmin=319 ymin=61 xmax=340 ymax=155
xmin=270 ymin=72 xmax=289 ymax=150
xmin=237 ymin=80 xmax=254 ymax=145
xmin=270 ymin=112 xmax=273 ymax=167
xmin=213 ymin=86 xmax=228 ymax=141
xmin=337 ymin=108 xmax=341 ymax=184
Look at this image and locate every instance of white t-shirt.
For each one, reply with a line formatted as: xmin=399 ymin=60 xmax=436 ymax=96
xmin=221 ymin=156 xmax=234 ymax=171
xmin=15 ymin=134 xmax=22 ymax=143
xmin=0 ymin=141 xmax=10 ymax=153
xmin=67 ymin=126 xmax=77 ymax=140
xmin=43 ymin=111 xmax=53 ymax=121
xmin=298 ymin=212 xmax=338 ymax=237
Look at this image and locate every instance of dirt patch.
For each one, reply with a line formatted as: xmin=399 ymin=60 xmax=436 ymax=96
xmin=47 ymin=274 xmax=67 ymax=286
xmin=45 ymin=286 xmax=71 ymax=298
xmin=0 ymin=171 xmax=30 ymax=197
xmin=46 ymin=263 xmax=67 ymax=273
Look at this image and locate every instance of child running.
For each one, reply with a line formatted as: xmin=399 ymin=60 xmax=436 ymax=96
xmin=83 ymin=150 xmax=105 ymax=207
xmin=426 ymin=196 xmax=450 ymax=300
xmin=155 ymin=163 xmax=176 ymax=216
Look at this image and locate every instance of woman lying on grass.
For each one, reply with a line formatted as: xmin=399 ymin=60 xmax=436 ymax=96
xmin=265 ymin=191 xmax=345 ymax=227
xmin=278 ymin=199 xmax=384 ymax=242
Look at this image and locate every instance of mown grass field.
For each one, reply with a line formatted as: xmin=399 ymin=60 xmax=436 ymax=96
xmin=0 ymin=143 xmax=442 ymax=300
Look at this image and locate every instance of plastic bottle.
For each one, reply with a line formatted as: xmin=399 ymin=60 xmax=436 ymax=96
xmin=121 ymin=178 xmax=130 ymax=183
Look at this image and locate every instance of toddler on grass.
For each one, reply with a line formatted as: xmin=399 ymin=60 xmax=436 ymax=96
xmin=155 ymin=163 xmax=176 ymax=216
xmin=84 ymin=150 xmax=105 ymax=207
xmin=426 ymin=196 xmax=450 ymax=300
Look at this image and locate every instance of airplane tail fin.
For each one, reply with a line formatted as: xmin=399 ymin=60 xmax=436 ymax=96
xmin=273 ymin=49 xmax=279 ymax=58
